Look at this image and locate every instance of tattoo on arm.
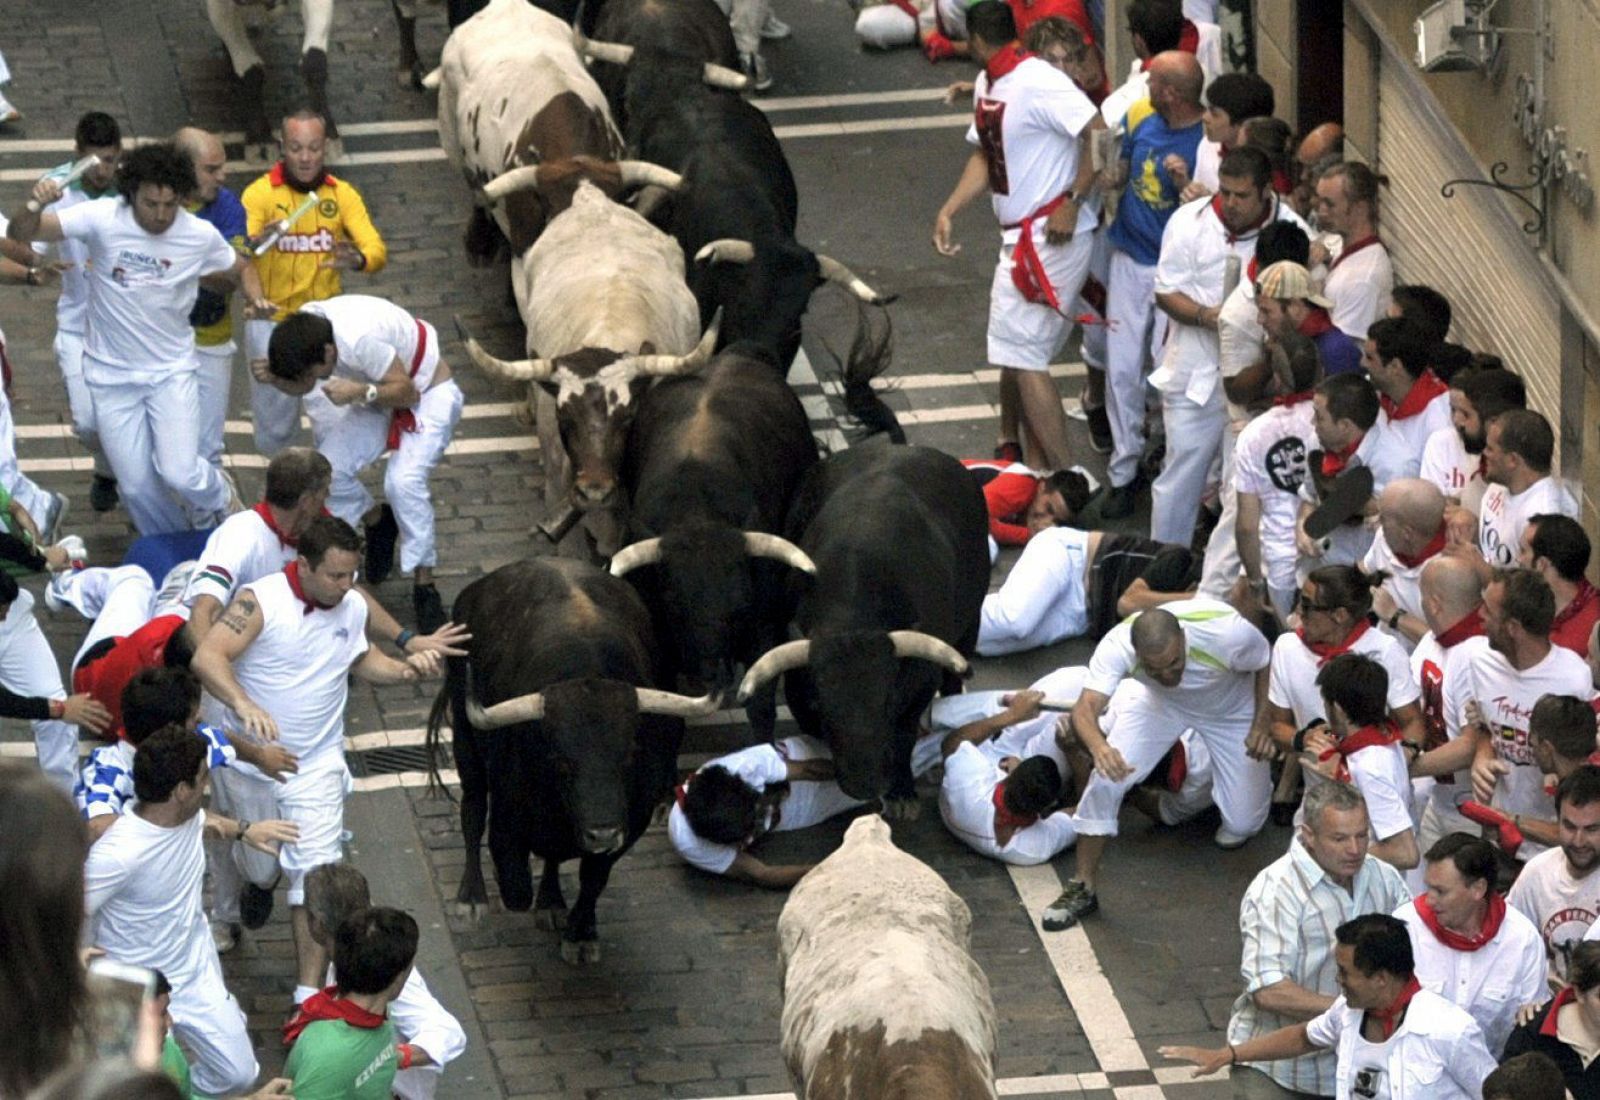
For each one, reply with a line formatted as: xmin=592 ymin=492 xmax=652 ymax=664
xmin=218 ymin=596 xmax=257 ymax=635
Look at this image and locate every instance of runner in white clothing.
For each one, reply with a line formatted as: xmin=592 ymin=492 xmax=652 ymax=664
xmin=1361 ymin=478 xmax=1449 ymax=649
xmin=191 ymin=516 xmax=444 ymax=998
xmin=1419 ymin=367 xmax=1525 ymax=516
xmin=8 ymin=143 xmax=270 ymax=534
xmin=1311 ymin=162 xmax=1392 ymax=340
xmin=1508 ymin=766 xmax=1600 ymax=984
xmin=84 ymin=727 xmax=296 ymax=1097
xmin=1365 ymin=317 xmax=1451 ymax=473
xmin=263 ymin=294 xmax=464 ymax=633
xmin=1477 ymin=409 xmax=1577 ymax=569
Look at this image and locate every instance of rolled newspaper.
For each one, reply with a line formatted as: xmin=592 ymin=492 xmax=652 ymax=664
xmin=252 ymin=193 xmax=319 ymax=256
xmin=1222 ymin=253 xmax=1241 ymax=299
xmin=28 ymin=154 xmax=101 ymax=212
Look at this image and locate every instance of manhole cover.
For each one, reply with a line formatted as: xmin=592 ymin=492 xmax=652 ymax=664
xmin=348 ymin=742 xmax=452 ymax=778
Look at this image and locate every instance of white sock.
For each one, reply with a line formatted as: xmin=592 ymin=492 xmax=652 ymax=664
xmin=293 ymin=984 xmax=318 ymax=1006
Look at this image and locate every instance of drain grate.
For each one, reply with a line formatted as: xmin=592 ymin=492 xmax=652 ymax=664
xmin=348 ymin=742 xmax=452 ymax=779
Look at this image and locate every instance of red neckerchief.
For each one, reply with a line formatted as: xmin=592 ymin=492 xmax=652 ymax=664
xmin=1393 ymin=523 xmax=1447 ymax=569
xmin=1296 ymin=306 xmax=1336 ymax=339
xmin=1328 ymin=234 xmax=1382 ymax=273
xmin=252 ymin=501 xmax=298 ymax=550
xmin=385 ymin=318 xmax=429 ymax=450
xmin=268 ymin=161 xmax=334 ymax=193
xmin=1209 ymin=192 xmax=1276 ymax=244
xmin=1273 ymin=390 xmax=1314 ymax=408
xmin=1435 ymin=607 xmax=1486 ymax=649
xmin=284 ymin=560 xmax=337 ymax=615
xmin=1245 ymin=255 xmax=1259 ymax=284
xmin=1177 ymin=19 xmax=1199 ymax=55
xmin=1299 ymin=617 xmax=1371 ymax=666
xmin=1319 ymin=720 xmax=1403 ymax=783
xmin=984 ymin=43 xmax=1032 ymax=84
xmin=1540 ymin=986 xmax=1578 ymax=1037
xmin=1380 ymin=370 xmax=1448 ymax=421
xmin=1552 ymin=579 xmax=1599 ymax=634
xmin=1367 ymin=974 xmax=1423 ymax=1041
xmin=1414 ymin=891 xmax=1506 ymax=952
xmin=1320 ymin=434 xmax=1363 ymax=477
xmin=992 ymin=782 xmax=1039 ymax=832
xmin=1006 ymin=193 xmax=1069 ymax=308
xmin=283 ymin=986 xmax=386 ymax=1046
xmin=1271 ymin=168 xmax=1293 ymax=196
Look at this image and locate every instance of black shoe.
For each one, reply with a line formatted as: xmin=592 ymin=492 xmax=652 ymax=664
xmin=413 ymin=583 xmax=446 ymax=636
xmin=364 ymin=505 xmax=399 ymax=584
xmin=1100 ymin=482 xmax=1136 ymax=520
xmin=1041 ymin=880 xmax=1098 ymax=931
xmin=1085 ymin=404 xmax=1113 ymax=454
xmin=993 ymin=440 xmax=1024 ymax=463
xmin=240 ymin=883 xmax=275 ymax=930
xmin=89 ymin=474 xmax=118 ymax=513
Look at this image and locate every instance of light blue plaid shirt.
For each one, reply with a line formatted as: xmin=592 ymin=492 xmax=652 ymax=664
xmin=74 ymin=724 xmax=236 ymax=819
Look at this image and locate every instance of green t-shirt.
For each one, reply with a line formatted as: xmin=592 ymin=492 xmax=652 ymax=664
xmin=160 ymin=1033 xmax=193 ymax=1099
xmin=284 ymin=1018 xmax=399 ymax=1100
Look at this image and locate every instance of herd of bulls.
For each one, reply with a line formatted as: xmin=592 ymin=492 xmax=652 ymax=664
xmin=420 ymin=0 xmax=998 ymax=975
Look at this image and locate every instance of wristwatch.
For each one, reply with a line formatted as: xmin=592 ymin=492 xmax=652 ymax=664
xmin=363 ymin=384 xmax=379 ymax=407
xmin=235 ymin=819 xmax=251 ymax=842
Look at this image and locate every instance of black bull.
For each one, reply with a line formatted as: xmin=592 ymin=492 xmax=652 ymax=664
xmin=426 ymin=558 xmax=709 ymax=962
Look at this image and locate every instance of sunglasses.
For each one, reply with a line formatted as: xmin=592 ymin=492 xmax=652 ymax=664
xmin=1294 ymin=592 xmax=1339 ymax=616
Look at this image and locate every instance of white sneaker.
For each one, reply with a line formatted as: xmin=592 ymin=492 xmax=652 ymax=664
xmin=1214 ymin=824 xmax=1252 ymax=850
xmin=217 ymin=468 xmax=246 ymax=519
xmin=761 ymin=13 xmax=792 ymax=39
xmin=38 ymin=491 xmax=67 ymax=546
xmin=0 ymin=93 xmax=21 ymax=124
xmin=154 ymin=560 xmax=199 ymax=613
xmin=43 ymin=571 xmax=73 ymax=615
xmin=57 ymin=535 xmax=87 ymax=569
xmin=211 ymin=920 xmax=240 ymax=955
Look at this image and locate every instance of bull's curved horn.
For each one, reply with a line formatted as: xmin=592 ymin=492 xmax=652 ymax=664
xmin=694 ymin=239 xmax=755 ymax=265
xmin=702 ymin=63 xmax=750 ymax=90
xmin=608 ymin=537 xmax=663 ymax=577
xmin=735 ymin=639 xmax=811 ymax=703
xmin=466 ymin=691 xmax=546 ymax=728
xmin=421 ymin=67 xmax=443 ymax=90
xmin=743 ymin=532 xmax=816 ymax=575
xmin=611 ymin=307 xmax=722 ymax=379
xmin=888 ymin=630 xmax=969 ymax=675
xmin=575 ymin=33 xmax=635 ymax=65
xmin=453 ymin=315 xmax=556 ymax=383
xmin=634 ymin=688 xmax=723 ymax=718
xmin=815 ymin=254 xmax=887 ymax=304
xmin=482 ymin=164 xmax=544 ymax=203
xmin=617 ymin=161 xmax=684 ymax=192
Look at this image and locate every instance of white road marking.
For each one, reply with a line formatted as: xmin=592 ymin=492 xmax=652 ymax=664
xmin=678 ymin=1072 xmax=1222 ymax=1099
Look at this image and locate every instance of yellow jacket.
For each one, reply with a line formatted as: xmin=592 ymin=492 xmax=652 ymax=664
xmin=241 ymin=163 xmax=388 ymax=321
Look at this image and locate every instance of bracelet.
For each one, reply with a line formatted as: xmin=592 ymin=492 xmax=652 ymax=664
xmin=235 ymin=819 xmax=251 ymax=843
xmin=396 ymin=628 xmax=415 ymax=650
xmin=1291 ymin=727 xmax=1307 ymax=753
xmin=1387 ymin=609 xmax=1402 ymax=630
xmin=396 ymin=1043 xmax=415 ymax=1070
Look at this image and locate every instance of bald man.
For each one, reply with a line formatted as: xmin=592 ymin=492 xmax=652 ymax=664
xmin=1363 ymin=478 xmax=1448 ymax=649
xmin=1042 ymin=597 xmax=1273 ymax=930
xmin=175 ymin=127 xmax=248 ymax=473
xmin=1291 ymin=122 xmax=1343 ymax=220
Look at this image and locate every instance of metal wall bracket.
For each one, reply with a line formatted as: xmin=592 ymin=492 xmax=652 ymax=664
xmin=1441 ymin=159 xmax=1547 ymax=241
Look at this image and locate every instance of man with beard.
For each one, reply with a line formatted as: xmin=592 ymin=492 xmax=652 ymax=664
xmin=1420 ymin=366 xmax=1524 ymax=513
xmin=1510 ymin=766 xmax=1600 ymax=985
xmin=1477 ymin=410 xmax=1577 ymax=570
xmin=1520 ymin=514 xmax=1600 ymax=658
xmin=1309 ymin=161 xmax=1392 ymax=341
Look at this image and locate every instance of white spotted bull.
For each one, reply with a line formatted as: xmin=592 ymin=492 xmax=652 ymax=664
xmin=778 ymin=815 xmax=998 ymax=1100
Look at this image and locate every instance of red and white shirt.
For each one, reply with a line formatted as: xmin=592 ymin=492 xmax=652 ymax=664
xmin=1234 ymin=399 xmax=1315 ymax=592
xmin=1419 ymin=426 xmax=1485 ymax=511
xmin=1479 ymin=475 xmax=1578 ymax=568
xmin=1362 ymin=522 xmax=1447 ymax=632
xmin=1511 ymin=845 xmax=1600 ymax=984
xmin=1411 ymin=611 xmax=1486 ymax=818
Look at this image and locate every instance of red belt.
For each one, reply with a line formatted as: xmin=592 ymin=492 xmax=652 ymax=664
xmin=386 ymin=319 xmax=427 ymax=451
xmin=889 ymin=0 xmax=919 ymax=18
xmin=1005 ymin=193 xmax=1069 ymax=310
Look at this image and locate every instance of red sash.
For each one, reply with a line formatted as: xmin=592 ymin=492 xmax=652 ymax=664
xmin=385 ymin=319 xmax=429 ymax=451
xmin=284 ymin=560 xmax=337 ymax=615
xmin=1298 ymin=617 xmax=1371 ymax=666
xmin=1328 ymin=235 xmax=1382 ymax=273
xmin=1380 ymin=370 xmax=1448 ymax=421
xmin=889 ymin=0 xmax=919 ymax=18
xmin=253 ymin=501 xmax=298 ymax=549
xmin=1007 ymin=193 xmax=1069 ymax=309
xmin=1393 ymin=523 xmax=1447 ymax=569
xmin=1318 ymin=719 xmax=1401 ymax=782
xmin=983 ymin=43 xmax=1032 ymax=84
xmin=1320 ymin=434 xmax=1362 ymax=477
xmin=1367 ymin=974 xmax=1422 ymax=1041
xmin=283 ymin=986 xmax=387 ymax=1046
xmin=1414 ymin=891 xmax=1506 ymax=953
xmin=1435 ymin=607 xmax=1485 ymax=649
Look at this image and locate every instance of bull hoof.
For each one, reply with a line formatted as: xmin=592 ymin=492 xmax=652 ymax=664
xmin=452 ymin=898 xmax=488 ymax=924
xmin=534 ymin=906 xmax=568 ymax=931
xmin=882 ymin=796 xmax=921 ymax=821
xmin=560 ymin=938 xmax=602 ymax=965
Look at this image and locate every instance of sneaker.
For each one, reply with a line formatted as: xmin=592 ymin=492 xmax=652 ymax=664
xmin=218 ymin=468 xmax=245 ymax=516
xmin=761 ymin=12 xmax=792 ymax=38
xmin=89 ymin=474 xmax=119 ymax=513
xmin=0 ymin=94 xmax=21 ymax=124
xmin=993 ymin=440 xmax=1024 ymax=463
xmin=38 ymin=491 xmax=67 ymax=546
xmin=57 ymin=535 xmax=87 ymax=570
xmin=364 ymin=504 xmax=400 ymax=584
xmin=1041 ymin=880 xmax=1098 ymax=931
xmin=43 ymin=571 xmax=72 ymax=615
xmin=212 ymin=920 xmax=241 ymax=955
xmin=240 ymin=883 xmax=275 ymax=930
xmin=1100 ymin=482 xmax=1136 ymax=520
xmin=1215 ymin=824 xmax=1252 ymax=850
xmin=1085 ymin=403 xmax=1113 ymax=454
xmin=740 ymin=52 xmax=773 ymax=92
xmin=413 ymin=583 xmax=446 ymax=635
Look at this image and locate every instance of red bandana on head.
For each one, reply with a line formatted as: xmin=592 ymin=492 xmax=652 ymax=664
xmin=1320 ymin=435 xmax=1363 ymax=477
xmin=1393 ymin=523 xmax=1447 ymax=570
xmin=1319 ymin=719 xmax=1402 ymax=782
xmin=1435 ymin=607 xmax=1485 ymax=649
xmin=1298 ymin=617 xmax=1371 ymax=665
xmin=984 ymin=43 xmax=1032 ymax=84
xmin=1367 ymin=974 xmax=1422 ymax=1041
xmin=992 ymin=781 xmax=1039 ymax=832
xmin=1379 ymin=370 xmax=1448 ymax=421
xmin=284 ymin=560 xmax=337 ymax=615
xmin=1413 ymin=891 xmax=1506 ymax=952
xmin=283 ymin=986 xmax=386 ymax=1046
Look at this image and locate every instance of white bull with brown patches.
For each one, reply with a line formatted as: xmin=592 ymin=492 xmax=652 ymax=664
xmin=457 ymin=181 xmax=709 ymax=555
xmin=778 ymin=815 xmax=999 ymax=1100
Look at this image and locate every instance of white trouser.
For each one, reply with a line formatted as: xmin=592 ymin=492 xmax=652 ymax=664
xmin=52 ymin=565 xmax=156 ymax=670
xmin=245 ymin=320 xmax=304 ymax=457
xmin=195 ymin=341 xmax=235 ymax=470
xmin=987 ymin=229 xmax=1094 ymax=370
xmin=1072 ymin=680 xmax=1270 ymax=839
xmin=855 ymin=4 xmax=917 ymax=48
xmin=1149 ymin=381 xmax=1226 ymax=545
xmin=774 ymin=735 xmax=868 ymax=829
xmin=0 ymin=590 xmax=74 ymax=791
xmin=89 ymin=365 xmax=227 ymax=535
xmin=168 ymin=952 xmax=259 ymax=1097
xmin=207 ymin=766 xmax=283 ymax=924
xmin=0 ymin=381 xmax=51 ymax=523
xmin=312 ymin=380 xmax=464 ymax=573
xmin=204 ymin=0 xmax=333 ymax=74
xmin=1198 ymin=422 xmax=1244 ymax=598
xmin=1075 ymin=229 xmax=1111 ymax=373
xmin=1155 ymin=729 xmax=1216 ymax=826
xmin=714 ymin=0 xmax=771 ymax=55
xmin=977 ymin=529 xmax=1089 ymax=656
xmin=209 ymin=758 xmax=350 ymax=919
xmin=54 ymin=330 xmax=111 ymax=477
xmin=1104 ymin=249 xmax=1164 ymax=488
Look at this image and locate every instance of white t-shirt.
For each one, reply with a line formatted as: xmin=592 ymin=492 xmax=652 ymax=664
xmin=1300 ymin=421 xmax=1416 ymax=567
xmin=1411 ymin=628 xmax=1480 ymax=815
xmin=1193 ymin=137 xmax=1221 ymax=193
xmin=1304 ymin=990 xmax=1496 ymax=1100
xmin=84 ymin=812 xmax=213 ymax=990
xmin=1361 ymin=526 xmax=1438 ymax=625
xmin=1269 ymin=627 xmax=1419 ymax=729
xmin=1509 ymin=845 xmax=1600 ymax=983
xmin=54 ymin=197 xmax=237 ymax=382
xmin=1086 ymin=597 xmax=1270 ymax=725
xmin=43 ymin=165 xmax=111 ymax=336
xmin=1378 ymin=392 xmax=1451 ymax=476
xmin=1234 ymin=400 xmax=1315 ymax=591
xmin=302 ymin=295 xmax=439 ymax=394
xmin=1419 ymin=426 xmax=1483 ymax=508
xmin=1478 ymin=475 xmax=1579 ymax=569
xmin=938 ymin=741 xmax=1077 ymax=865
xmin=230 ymin=570 xmax=369 ymax=765
xmin=966 ymin=57 xmax=1098 ymax=241
xmin=1395 ymin=898 xmax=1548 ymax=1056
xmin=184 ymin=508 xmax=298 ymax=610
xmin=1300 ymin=738 xmax=1416 ymax=843
xmin=1470 ymin=640 xmax=1593 ymax=854
xmin=1216 ymin=278 xmax=1262 ymax=427
xmin=1321 ymin=238 xmax=1393 ymax=340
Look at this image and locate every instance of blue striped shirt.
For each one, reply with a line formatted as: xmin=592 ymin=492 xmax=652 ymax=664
xmin=74 ymin=724 xmax=236 ymax=819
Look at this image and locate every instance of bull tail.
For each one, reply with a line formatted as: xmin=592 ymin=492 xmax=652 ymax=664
xmin=820 ymin=301 xmax=905 ymax=446
xmin=424 ymin=677 xmax=458 ymax=803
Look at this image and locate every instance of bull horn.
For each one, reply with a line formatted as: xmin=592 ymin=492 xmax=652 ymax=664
xmin=482 ymin=164 xmax=544 ymax=203
xmin=575 ymin=33 xmax=634 ymax=65
xmin=454 ymin=316 xmax=556 ymax=383
xmin=608 ymin=537 xmax=663 ymax=577
xmin=815 ymin=254 xmax=887 ymax=304
xmin=743 ymin=532 xmax=815 ymax=575
xmin=635 ymin=688 xmax=723 ymax=718
xmin=702 ymin=62 xmax=750 ymax=90
xmin=735 ymin=639 xmax=811 ymax=704
xmin=421 ymin=67 xmax=443 ymax=90
xmin=466 ymin=691 xmax=546 ymax=728
xmin=611 ymin=307 xmax=722 ymax=379
xmin=617 ymin=161 xmax=684 ymax=192
xmin=888 ymin=630 xmax=969 ymax=675
xmin=695 ymin=239 xmax=755 ymax=265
